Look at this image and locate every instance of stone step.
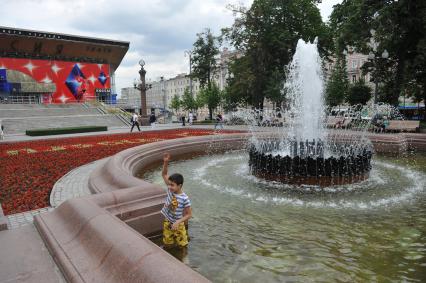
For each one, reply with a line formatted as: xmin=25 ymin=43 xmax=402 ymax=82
xmin=1 ymin=114 xmax=127 ymax=134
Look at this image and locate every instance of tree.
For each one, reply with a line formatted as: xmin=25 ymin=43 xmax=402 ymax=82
xmin=225 ymin=55 xmax=255 ymax=106
xmin=325 ymin=57 xmax=349 ymax=107
xmin=330 ymin=0 xmax=426 ymax=106
xmin=170 ymin=95 xmax=181 ymax=114
xmin=180 ymin=88 xmax=198 ymax=111
xmin=346 ymin=80 xmax=372 ymax=105
xmin=191 ymin=29 xmax=221 ymax=88
xmin=405 ymin=80 xmax=424 ymax=107
xmin=221 ymin=86 xmax=239 ymax=112
xmin=198 ymin=83 xmax=222 ymax=120
xmin=223 ymin=0 xmax=332 ymax=109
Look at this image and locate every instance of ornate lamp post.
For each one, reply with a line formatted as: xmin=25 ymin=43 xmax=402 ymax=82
xmin=368 ymin=29 xmax=389 ymax=105
xmin=368 ymin=49 xmax=389 ymax=104
xmin=134 ymin=59 xmax=152 ymax=125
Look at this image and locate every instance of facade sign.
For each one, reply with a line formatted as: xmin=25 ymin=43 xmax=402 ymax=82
xmin=0 ymin=57 xmax=110 ymax=103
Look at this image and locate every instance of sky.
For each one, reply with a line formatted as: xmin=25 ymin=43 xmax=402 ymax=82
xmin=0 ymin=0 xmax=342 ymax=96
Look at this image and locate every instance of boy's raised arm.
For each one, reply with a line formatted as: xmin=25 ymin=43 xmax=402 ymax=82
xmin=162 ymin=153 xmax=170 ymax=185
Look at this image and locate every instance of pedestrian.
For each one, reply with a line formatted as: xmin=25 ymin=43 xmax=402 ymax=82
xmin=0 ymin=120 xmax=4 ymax=140
xmin=188 ymin=111 xmax=193 ymax=126
xmin=130 ymin=112 xmax=141 ymax=132
xmin=161 ymin=153 xmax=192 ymax=252
xmin=181 ymin=115 xmax=186 ymax=126
xmin=214 ymin=114 xmax=223 ymax=129
xmin=149 ymin=112 xmax=157 ymax=129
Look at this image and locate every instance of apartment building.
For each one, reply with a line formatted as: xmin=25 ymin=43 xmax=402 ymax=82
xmin=119 ymin=87 xmax=140 ymax=107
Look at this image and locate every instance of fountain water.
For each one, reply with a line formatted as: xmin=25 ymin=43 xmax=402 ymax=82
xmin=248 ymin=39 xmax=373 ymax=186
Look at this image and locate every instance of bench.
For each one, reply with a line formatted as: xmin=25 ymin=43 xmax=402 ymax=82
xmin=326 ymin=117 xmax=345 ymax=128
xmin=326 ymin=117 xmax=337 ymax=128
xmin=386 ymin=120 xmax=420 ymax=132
xmin=341 ymin=118 xmax=352 ymax=128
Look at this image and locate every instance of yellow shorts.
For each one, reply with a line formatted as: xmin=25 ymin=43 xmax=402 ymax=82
xmin=163 ymin=219 xmax=189 ymax=247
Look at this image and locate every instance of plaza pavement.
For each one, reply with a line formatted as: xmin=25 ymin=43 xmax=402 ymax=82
xmin=0 ymin=123 xmax=253 ymax=143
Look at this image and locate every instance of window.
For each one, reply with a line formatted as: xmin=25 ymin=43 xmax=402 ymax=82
xmin=352 ymin=60 xmax=357 ymax=68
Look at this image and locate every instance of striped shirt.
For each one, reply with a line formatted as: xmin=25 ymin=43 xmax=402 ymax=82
xmin=161 ymin=190 xmax=191 ymax=223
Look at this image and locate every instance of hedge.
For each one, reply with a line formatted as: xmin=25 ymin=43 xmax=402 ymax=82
xmin=26 ymin=126 xmax=108 ymax=136
xmin=193 ymin=120 xmax=216 ymax=125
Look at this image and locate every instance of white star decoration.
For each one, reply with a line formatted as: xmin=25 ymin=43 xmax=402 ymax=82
xmin=58 ymin=94 xmax=68 ymax=103
xmin=41 ymin=75 xmax=52 ymax=84
xmin=24 ymin=61 xmax=37 ymax=73
xmin=88 ymin=75 xmax=97 ymax=84
xmin=76 ymin=63 xmax=84 ymax=69
xmin=97 ymin=64 xmax=103 ymax=69
xmin=51 ymin=63 xmax=62 ymax=75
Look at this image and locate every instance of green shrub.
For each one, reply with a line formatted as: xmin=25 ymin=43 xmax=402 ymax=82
xmin=193 ymin=120 xmax=215 ymax=125
xmin=26 ymin=126 xmax=107 ymax=136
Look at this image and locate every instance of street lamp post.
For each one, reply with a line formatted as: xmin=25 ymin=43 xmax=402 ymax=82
xmin=184 ymin=50 xmax=193 ymax=97
xmin=134 ymin=59 xmax=152 ymax=125
xmin=367 ymin=30 xmax=389 ymax=105
xmin=160 ymin=76 xmax=167 ymax=113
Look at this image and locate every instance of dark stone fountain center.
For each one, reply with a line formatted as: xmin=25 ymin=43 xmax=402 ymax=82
xmin=249 ymin=139 xmax=373 ymax=186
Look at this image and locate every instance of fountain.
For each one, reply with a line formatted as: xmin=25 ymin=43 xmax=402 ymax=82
xmin=248 ymin=39 xmax=373 ymax=186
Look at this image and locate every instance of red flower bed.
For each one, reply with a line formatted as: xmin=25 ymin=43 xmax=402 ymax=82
xmin=0 ymin=129 xmax=242 ymax=215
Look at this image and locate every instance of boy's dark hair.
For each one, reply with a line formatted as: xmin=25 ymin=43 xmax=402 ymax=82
xmin=169 ymin=173 xmax=184 ymax=185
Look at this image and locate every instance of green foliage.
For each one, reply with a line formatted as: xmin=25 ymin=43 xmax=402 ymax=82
xmin=180 ymin=88 xmax=198 ymax=111
xmin=26 ymin=126 xmax=107 ymax=136
xmin=330 ymin=0 xmax=426 ymax=107
xmin=191 ymin=29 xmax=221 ymax=87
xmin=223 ymin=0 xmax=332 ymax=109
xmin=170 ymin=95 xmax=181 ymax=113
xmin=346 ymin=80 xmax=372 ymax=105
xmin=405 ymin=80 xmax=424 ymax=104
xmin=198 ymin=83 xmax=222 ymax=120
xmin=325 ymin=58 xmax=349 ymax=107
xmin=221 ymin=87 xmax=238 ymax=112
xmin=225 ymin=55 xmax=255 ymax=106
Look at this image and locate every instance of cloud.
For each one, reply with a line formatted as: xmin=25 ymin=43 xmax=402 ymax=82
xmin=0 ymin=0 xmax=338 ymax=96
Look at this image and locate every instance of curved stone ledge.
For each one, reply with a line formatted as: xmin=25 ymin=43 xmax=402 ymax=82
xmin=34 ymin=133 xmax=250 ymax=283
xmin=33 ymin=131 xmax=426 ymax=282
xmin=89 ymin=133 xmax=251 ymax=194
xmin=35 ymin=193 xmax=207 ymax=283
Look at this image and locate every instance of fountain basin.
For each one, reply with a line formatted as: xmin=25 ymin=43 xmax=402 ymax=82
xmin=142 ymin=150 xmax=426 ymax=282
xmin=249 ymin=139 xmax=373 ymax=186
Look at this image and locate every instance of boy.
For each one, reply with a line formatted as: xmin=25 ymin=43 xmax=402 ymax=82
xmin=161 ymin=153 xmax=192 ymax=248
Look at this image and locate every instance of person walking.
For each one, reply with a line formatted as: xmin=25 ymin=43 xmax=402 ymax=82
xmin=0 ymin=120 xmax=4 ymax=140
xmin=214 ymin=114 xmax=224 ymax=129
xmin=130 ymin=112 xmax=141 ymax=132
xmin=188 ymin=111 xmax=193 ymax=126
xmin=181 ymin=114 xmax=186 ymax=126
xmin=149 ymin=112 xmax=157 ymax=129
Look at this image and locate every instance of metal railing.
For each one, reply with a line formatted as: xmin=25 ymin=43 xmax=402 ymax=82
xmin=0 ymin=95 xmax=41 ymax=104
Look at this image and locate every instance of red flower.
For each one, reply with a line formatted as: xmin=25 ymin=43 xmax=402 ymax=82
xmin=0 ymin=129 xmax=243 ymax=215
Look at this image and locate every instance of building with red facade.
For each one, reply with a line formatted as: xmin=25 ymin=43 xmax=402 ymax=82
xmin=0 ymin=26 xmax=129 ymax=104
